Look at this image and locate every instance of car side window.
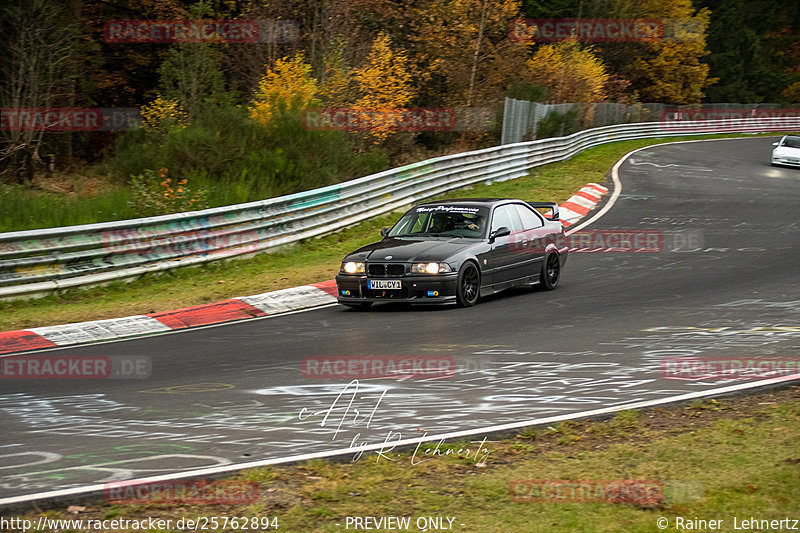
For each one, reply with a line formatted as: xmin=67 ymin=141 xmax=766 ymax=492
xmin=514 ymin=204 xmax=544 ymax=230
xmin=491 ymin=205 xmax=523 ymax=233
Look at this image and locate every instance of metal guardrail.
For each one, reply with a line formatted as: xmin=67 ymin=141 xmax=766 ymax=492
xmin=500 ymin=98 xmax=791 ymax=144
xmin=1 ymin=118 xmax=797 ymax=299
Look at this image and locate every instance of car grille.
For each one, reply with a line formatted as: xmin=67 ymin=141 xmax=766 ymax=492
xmin=364 ymin=287 xmax=409 ymax=299
xmin=367 ymin=263 xmax=406 ymax=276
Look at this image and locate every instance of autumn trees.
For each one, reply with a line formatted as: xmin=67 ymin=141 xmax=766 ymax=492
xmin=251 ymin=54 xmax=320 ymax=126
xmin=699 ymin=0 xmax=800 ymax=103
xmin=526 ymin=42 xmax=609 ymax=103
xmin=409 ymin=0 xmax=527 ymax=107
xmin=1 ymin=0 xmax=798 ymax=185
xmin=0 ymin=0 xmax=82 ymax=183
xmin=625 ymin=1 xmax=716 ymax=104
xmin=526 ymin=0 xmax=718 ymax=105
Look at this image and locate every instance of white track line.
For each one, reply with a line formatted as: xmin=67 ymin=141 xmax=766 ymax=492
xmin=566 ymin=136 xmax=766 ymax=235
xmin=2 ymin=372 xmax=797 ymax=507
xmin=2 ymin=136 xmax=793 ymax=507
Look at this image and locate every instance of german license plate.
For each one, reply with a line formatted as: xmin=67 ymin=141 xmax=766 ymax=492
xmin=368 ymin=279 xmax=401 ymax=290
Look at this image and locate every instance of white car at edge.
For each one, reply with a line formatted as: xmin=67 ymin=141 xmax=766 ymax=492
xmin=771 ymin=135 xmax=800 ymax=167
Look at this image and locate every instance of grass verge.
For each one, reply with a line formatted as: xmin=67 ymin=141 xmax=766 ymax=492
xmin=7 ymin=386 xmax=799 ymax=532
xmin=0 ymin=133 xmax=781 ymax=331
xmin=0 ymin=170 xmax=134 ymax=232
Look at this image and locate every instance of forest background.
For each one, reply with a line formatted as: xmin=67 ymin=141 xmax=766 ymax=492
xmin=0 ymin=0 xmax=797 ymax=230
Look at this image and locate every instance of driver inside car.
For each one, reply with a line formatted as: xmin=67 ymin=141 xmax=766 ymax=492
xmin=429 ymin=213 xmax=451 ymax=233
xmin=460 ymin=214 xmax=480 ymax=232
xmin=429 ymin=212 xmax=480 ymax=234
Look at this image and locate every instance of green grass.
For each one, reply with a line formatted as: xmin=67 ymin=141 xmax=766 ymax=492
xmin=0 ymin=132 xmax=785 ymax=331
xmin=0 ymin=179 xmax=136 ymax=232
xmin=236 ymin=392 xmax=800 ymax=533
xmin=8 ymin=388 xmax=799 ymax=532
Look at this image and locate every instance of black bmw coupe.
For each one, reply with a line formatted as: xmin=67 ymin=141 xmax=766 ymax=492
xmin=335 ymin=198 xmax=569 ymax=308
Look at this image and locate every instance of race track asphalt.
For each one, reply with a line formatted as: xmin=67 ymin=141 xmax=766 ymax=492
xmin=1 ymin=136 xmax=798 ymax=504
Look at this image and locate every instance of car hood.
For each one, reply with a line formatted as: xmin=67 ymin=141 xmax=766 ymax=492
xmin=773 ymin=146 xmax=800 ymax=157
xmin=346 ymin=238 xmax=475 ymax=263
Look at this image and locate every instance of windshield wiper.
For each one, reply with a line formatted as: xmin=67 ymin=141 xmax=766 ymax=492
xmin=421 ymin=232 xmax=463 ymax=238
xmin=392 ymin=232 xmax=462 ymax=238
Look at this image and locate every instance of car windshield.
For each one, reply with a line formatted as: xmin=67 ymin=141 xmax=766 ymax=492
xmin=388 ymin=204 xmax=489 ymax=238
xmin=781 ymin=136 xmax=800 ymax=148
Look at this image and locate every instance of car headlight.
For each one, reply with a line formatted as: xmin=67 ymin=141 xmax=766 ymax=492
xmin=411 ymin=262 xmax=453 ymax=274
xmin=342 ymin=261 xmax=365 ymax=274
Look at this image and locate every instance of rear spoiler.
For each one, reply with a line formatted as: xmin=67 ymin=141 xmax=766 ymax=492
xmin=527 ymin=202 xmax=560 ymax=221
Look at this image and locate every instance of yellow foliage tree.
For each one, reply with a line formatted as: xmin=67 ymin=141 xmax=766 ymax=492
xmin=584 ymin=0 xmax=716 ymax=104
xmin=353 ymin=32 xmax=415 ymax=141
xmin=250 ymin=53 xmax=319 ymax=126
xmin=140 ymin=95 xmax=188 ymax=134
xmin=355 ymin=32 xmax=414 ymax=109
xmin=412 ymin=0 xmax=525 ymax=107
xmin=629 ymin=7 xmax=715 ymax=104
xmin=526 ymin=41 xmax=609 ymax=103
xmin=320 ymin=41 xmax=355 ymax=107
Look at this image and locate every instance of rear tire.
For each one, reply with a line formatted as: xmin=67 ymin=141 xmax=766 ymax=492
xmin=540 ymin=253 xmax=561 ymax=290
xmin=456 ymin=262 xmax=480 ymax=307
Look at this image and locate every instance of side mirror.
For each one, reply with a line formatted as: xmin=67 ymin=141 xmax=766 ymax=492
xmin=773 ymin=142 xmax=779 ymax=146
xmin=489 ymin=227 xmax=511 ymax=243
xmin=380 ymin=227 xmax=390 ymax=238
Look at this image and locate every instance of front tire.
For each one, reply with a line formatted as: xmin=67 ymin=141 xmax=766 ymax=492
xmin=540 ymin=253 xmax=561 ymax=290
xmin=456 ymin=262 xmax=480 ymax=307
